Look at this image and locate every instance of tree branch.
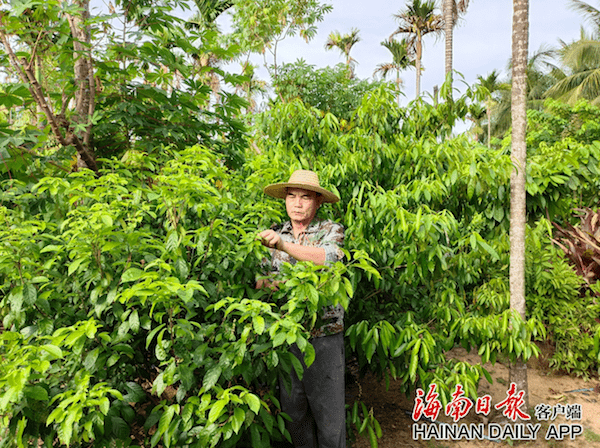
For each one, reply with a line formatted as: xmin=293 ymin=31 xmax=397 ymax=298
xmin=0 ymin=24 xmax=98 ymax=172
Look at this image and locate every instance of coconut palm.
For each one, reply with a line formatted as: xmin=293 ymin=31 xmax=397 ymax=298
xmin=373 ymin=38 xmax=416 ymax=105
xmin=442 ymin=0 xmax=471 ymax=87
xmin=569 ymin=0 xmax=600 ymax=31
xmin=509 ymin=0 xmax=529 ymax=408
xmin=544 ymin=1 xmax=600 ymax=104
xmin=324 ymin=28 xmax=361 ymax=78
xmin=545 ymin=29 xmax=600 ymax=105
xmin=484 ymin=47 xmax=560 ymax=141
xmin=391 ymin=0 xmax=444 ymax=98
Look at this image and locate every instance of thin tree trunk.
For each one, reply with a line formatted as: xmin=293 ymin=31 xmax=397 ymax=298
xmin=486 ymin=102 xmax=492 ymax=148
xmin=415 ymin=37 xmax=422 ymax=98
xmin=396 ymin=70 xmax=401 ymax=106
xmin=509 ymin=0 xmax=529 ymax=412
xmin=0 ymin=2 xmax=98 ymax=172
xmin=63 ymin=0 xmax=96 ymax=169
xmin=35 ymin=55 xmax=44 ymax=132
xmin=443 ymin=0 xmax=454 ymax=88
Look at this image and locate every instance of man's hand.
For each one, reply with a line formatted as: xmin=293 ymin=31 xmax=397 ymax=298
xmin=258 ymin=229 xmax=284 ymax=251
xmin=255 ymin=278 xmax=284 ymax=290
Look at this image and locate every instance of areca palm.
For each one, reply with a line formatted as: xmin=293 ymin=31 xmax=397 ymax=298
xmin=442 ymin=0 xmax=471 ymax=87
xmin=509 ymin=0 xmax=530 ymax=408
xmin=476 ymin=70 xmax=506 ymax=146
xmin=373 ymin=38 xmax=416 ymax=104
xmin=187 ymin=0 xmax=233 ymax=31
xmin=391 ymin=0 xmax=444 ymax=98
xmin=324 ymin=28 xmax=361 ymax=78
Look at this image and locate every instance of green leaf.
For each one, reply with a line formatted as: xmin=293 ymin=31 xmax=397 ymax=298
xmin=24 ymin=385 xmax=48 ymax=401
xmin=304 ymin=342 xmax=315 ymax=368
xmin=83 ymin=348 xmax=100 ymax=372
xmin=202 ymin=365 xmax=222 ymax=391
xmin=232 ymin=407 xmax=245 ymax=433
xmin=101 ymin=214 xmax=114 ymax=227
xmin=22 ymin=283 xmax=37 ymax=305
xmin=123 ymin=382 xmax=146 ymax=403
xmin=244 ymin=392 xmax=261 ymax=414
xmin=41 ymin=345 xmax=63 ymax=359
xmin=121 ymin=268 xmax=144 ymax=283
xmin=99 ymin=397 xmax=110 ymax=415
xmin=68 ymin=257 xmax=86 ymax=276
xmin=166 ymin=231 xmax=179 ymax=252
xmin=408 ymin=339 xmax=420 ymax=382
xmin=158 ymin=405 xmax=176 ymax=435
xmin=109 ymin=416 xmax=130 ymax=439
xmin=272 ymin=332 xmax=286 ymax=347
xmin=290 ymin=354 xmax=303 ymax=381
xmin=208 ymin=398 xmax=227 ymax=423
xmin=253 ymin=315 xmax=265 ymax=334
xmin=129 ymin=310 xmax=140 ymax=332
xmin=40 ymin=244 xmax=63 ymax=253
xmin=368 ymin=424 xmax=378 ymax=447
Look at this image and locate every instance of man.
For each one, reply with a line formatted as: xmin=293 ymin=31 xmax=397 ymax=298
xmin=257 ymin=169 xmax=346 ymax=448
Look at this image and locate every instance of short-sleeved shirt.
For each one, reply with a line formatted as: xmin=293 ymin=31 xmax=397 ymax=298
xmin=261 ymin=219 xmax=345 ymax=338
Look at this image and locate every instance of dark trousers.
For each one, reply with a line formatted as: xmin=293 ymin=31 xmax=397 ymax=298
xmin=279 ymin=332 xmax=346 ymax=448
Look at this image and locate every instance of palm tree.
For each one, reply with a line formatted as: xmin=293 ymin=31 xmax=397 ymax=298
xmin=324 ymin=28 xmax=361 ymax=78
xmin=569 ymin=0 xmax=600 ymax=30
xmin=466 ymin=102 xmax=486 ymax=142
xmin=391 ymin=0 xmax=444 ymax=98
xmin=545 ymin=29 xmax=600 ymax=105
xmin=543 ymin=1 xmax=600 ymax=104
xmin=236 ymin=62 xmax=267 ymax=113
xmin=475 ymin=70 xmax=504 ymax=147
xmin=484 ymin=47 xmax=559 ymax=141
xmin=509 ymin=0 xmax=530 ymax=411
xmin=373 ymin=38 xmax=416 ymax=105
xmin=187 ymin=0 xmax=234 ymax=31
xmin=442 ymin=0 xmax=471 ymax=88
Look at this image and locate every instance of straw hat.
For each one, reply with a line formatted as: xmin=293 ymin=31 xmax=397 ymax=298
xmin=263 ymin=170 xmax=340 ymax=203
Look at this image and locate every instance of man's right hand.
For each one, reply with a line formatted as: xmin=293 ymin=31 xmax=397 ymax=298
xmin=255 ymin=278 xmax=283 ymax=290
xmin=258 ymin=229 xmax=283 ymax=250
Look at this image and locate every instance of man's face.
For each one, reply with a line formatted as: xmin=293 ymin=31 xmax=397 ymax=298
xmin=285 ymin=187 xmax=322 ymax=226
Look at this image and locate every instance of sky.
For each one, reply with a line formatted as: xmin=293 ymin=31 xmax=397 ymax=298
xmin=87 ymin=0 xmax=590 ymax=107
xmin=250 ymin=0 xmax=587 ymax=105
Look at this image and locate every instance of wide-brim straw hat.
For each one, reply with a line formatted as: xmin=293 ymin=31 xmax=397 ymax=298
xmin=263 ymin=170 xmax=340 ymax=203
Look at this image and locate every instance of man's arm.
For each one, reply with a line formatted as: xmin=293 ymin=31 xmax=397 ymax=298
xmin=278 ymin=240 xmax=326 ymax=265
xmin=258 ymin=229 xmax=327 ymax=265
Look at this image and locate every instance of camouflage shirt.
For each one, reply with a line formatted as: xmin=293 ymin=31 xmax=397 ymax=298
xmin=262 ymin=219 xmax=345 ymax=338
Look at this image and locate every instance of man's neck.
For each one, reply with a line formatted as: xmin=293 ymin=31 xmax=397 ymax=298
xmin=290 ymin=218 xmax=315 ymax=238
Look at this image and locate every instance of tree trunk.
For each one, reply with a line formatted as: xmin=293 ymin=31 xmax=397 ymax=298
xmin=509 ymin=0 xmax=529 ymax=412
xmin=35 ymin=55 xmax=45 ymax=132
xmin=486 ymin=101 xmax=492 ymax=148
xmin=0 ymin=0 xmax=98 ymax=172
xmin=443 ymin=0 xmax=454 ymax=88
xmin=63 ymin=0 xmax=96 ymax=170
xmin=415 ymin=37 xmax=422 ymax=98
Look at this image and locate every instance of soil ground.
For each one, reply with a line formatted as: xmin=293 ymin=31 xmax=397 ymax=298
xmin=348 ymin=348 xmax=600 ymax=448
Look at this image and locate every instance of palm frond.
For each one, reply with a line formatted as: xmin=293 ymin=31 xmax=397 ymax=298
xmin=569 ymin=0 xmax=600 ymax=30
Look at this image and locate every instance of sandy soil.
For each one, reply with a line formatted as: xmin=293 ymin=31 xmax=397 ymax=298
xmin=349 ymin=348 xmax=600 ymax=448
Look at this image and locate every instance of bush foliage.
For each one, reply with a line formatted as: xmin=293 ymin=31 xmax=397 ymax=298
xmin=2 ymin=78 xmax=600 ymax=447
